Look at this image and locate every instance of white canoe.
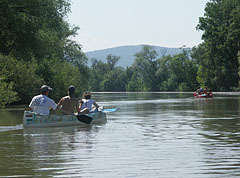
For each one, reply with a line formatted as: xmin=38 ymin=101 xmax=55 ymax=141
xmin=23 ymin=111 xmax=107 ymax=128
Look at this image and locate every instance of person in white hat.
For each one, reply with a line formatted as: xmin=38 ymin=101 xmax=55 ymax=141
xmin=29 ymin=85 xmax=57 ymax=115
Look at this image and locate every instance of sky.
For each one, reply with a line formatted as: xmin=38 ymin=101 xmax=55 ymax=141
xmin=68 ymin=0 xmax=209 ymax=52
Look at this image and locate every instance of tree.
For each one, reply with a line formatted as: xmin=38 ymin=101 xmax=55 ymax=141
xmin=0 ymin=0 xmax=77 ymax=61
xmin=126 ymin=72 xmax=146 ymax=91
xmin=88 ymin=55 xmax=128 ymax=92
xmin=0 ymin=0 xmax=88 ymax=106
xmin=156 ymin=55 xmax=171 ymax=91
xmin=106 ymin=54 xmax=120 ymax=70
xmin=100 ymin=68 xmax=127 ymax=91
xmin=0 ymin=78 xmax=18 ymax=107
xmin=89 ymin=59 xmax=109 ymax=91
xmin=195 ymin=0 xmax=240 ymax=91
xmin=132 ymin=45 xmax=160 ymax=91
xmin=156 ymin=51 xmax=198 ymax=91
xmin=0 ymin=54 xmax=43 ymax=104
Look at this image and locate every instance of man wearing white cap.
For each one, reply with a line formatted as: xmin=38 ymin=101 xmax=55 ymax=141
xmin=29 ymin=85 xmax=57 ymax=115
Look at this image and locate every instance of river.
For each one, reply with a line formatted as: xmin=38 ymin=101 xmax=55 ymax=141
xmin=0 ymin=92 xmax=240 ymax=177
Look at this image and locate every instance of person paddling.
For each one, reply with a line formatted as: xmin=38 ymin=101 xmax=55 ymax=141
xmin=57 ymin=86 xmax=80 ymax=115
xmin=29 ymin=85 xmax=57 ymax=115
xmin=79 ymin=91 xmax=99 ymax=114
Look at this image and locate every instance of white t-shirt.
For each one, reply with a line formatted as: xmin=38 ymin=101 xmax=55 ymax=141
xmin=29 ymin=94 xmax=57 ymax=115
xmin=81 ymin=99 xmax=95 ymax=111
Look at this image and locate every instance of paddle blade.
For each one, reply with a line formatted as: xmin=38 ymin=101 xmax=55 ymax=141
xmin=76 ymin=114 xmax=93 ymax=124
xmin=102 ymin=108 xmax=117 ymax=113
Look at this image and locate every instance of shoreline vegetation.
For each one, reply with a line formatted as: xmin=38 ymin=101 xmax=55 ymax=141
xmin=0 ymin=0 xmax=239 ymax=108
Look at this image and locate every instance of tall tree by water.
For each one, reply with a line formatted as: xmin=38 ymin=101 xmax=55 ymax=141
xmin=89 ymin=55 xmax=127 ymax=92
xmin=0 ymin=0 xmax=88 ymax=105
xmin=194 ymin=0 xmax=240 ymax=91
xmin=0 ymin=0 xmax=78 ymax=61
xmin=132 ymin=45 xmax=160 ymax=91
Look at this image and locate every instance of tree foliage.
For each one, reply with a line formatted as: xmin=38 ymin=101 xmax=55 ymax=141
xmin=0 ymin=54 xmax=43 ymax=105
xmin=88 ymin=46 xmax=198 ymax=92
xmin=89 ymin=54 xmax=127 ymax=92
xmin=0 ymin=0 xmax=88 ymax=107
xmin=132 ymin=45 xmax=160 ymax=91
xmin=194 ymin=0 xmax=240 ymax=91
xmin=156 ymin=50 xmax=198 ymax=91
xmin=0 ymin=0 xmax=77 ymax=61
xmin=0 ymin=78 xmax=18 ymax=107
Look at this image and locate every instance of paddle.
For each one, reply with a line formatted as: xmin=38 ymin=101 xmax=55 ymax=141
xmin=75 ymin=114 xmax=93 ymax=124
xmin=59 ymin=109 xmax=93 ymax=124
xmin=101 ymin=108 xmax=117 ymax=113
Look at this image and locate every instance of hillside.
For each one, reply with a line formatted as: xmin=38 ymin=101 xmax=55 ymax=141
xmin=85 ymin=45 xmax=190 ymax=68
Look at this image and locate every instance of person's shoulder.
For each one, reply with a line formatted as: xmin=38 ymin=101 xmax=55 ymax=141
xmin=44 ymin=95 xmax=55 ymax=101
xmin=62 ymin=96 xmax=70 ymax=100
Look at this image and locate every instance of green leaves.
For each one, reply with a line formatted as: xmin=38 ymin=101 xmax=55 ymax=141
xmin=0 ymin=79 xmax=18 ymax=107
xmin=0 ymin=0 xmax=76 ymax=61
xmin=0 ymin=0 xmax=89 ymax=107
xmin=88 ymin=45 xmax=198 ymax=92
xmin=195 ymin=0 xmax=240 ymax=91
xmin=133 ymin=45 xmax=159 ymax=91
xmin=0 ymin=54 xmax=43 ymax=106
xmin=89 ymin=55 xmax=127 ymax=92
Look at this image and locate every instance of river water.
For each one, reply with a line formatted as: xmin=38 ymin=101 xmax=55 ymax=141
xmin=0 ymin=92 xmax=240 ymax=177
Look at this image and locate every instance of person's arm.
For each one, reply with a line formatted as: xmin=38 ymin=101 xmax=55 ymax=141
xmin=79 ymin=99 xmax=83 ymax=111
xmin=29 ymin=97 xmax=35 ymax=111
xmin=93 ymin=101 xmax=99 ymax=109
xmin=49 ymin=99 xmax=58 ymax=110
xmin=76 ymin=100 xmax=80 ymax=113
xmin=57 ymin=97 xmax=64 ymax=109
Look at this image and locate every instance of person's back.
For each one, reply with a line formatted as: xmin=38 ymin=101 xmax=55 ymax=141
xmin=60 ymin=96 xmax=79 ymax=114
xmin=57 ymin=86 xmax=80 ymax=115
xmin=80 ymin=98 xmax=95 ymax=111
xmin=29 ymin=85 xmax=57 ymax=115
xmin=79 ymin=91 xmax=99 ymax=114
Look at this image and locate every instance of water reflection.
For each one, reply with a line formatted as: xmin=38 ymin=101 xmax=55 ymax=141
xmin=0 ymin=106 xmax=25 ymax=126
xmin=22 ymin=126 xmax=96 ymax=177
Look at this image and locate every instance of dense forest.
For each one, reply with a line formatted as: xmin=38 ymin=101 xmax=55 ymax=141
xmin=0 ymin=0 xmax=239 ymax=107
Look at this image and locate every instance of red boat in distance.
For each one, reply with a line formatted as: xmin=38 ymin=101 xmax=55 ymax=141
xmin=194 ymin=86 xmax=213 ymax=98
xmin=193 ymin=92 xmax=213 ymax=98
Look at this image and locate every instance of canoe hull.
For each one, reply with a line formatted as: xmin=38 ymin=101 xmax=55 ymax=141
xmin=23 ymin=111 xmax=107 ymax=128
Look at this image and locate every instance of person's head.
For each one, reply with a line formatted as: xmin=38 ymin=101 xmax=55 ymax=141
xmin=68 ymin=85 xmax=75 ymax=98
xmin=40 ymin=85 xmax=53 ymax=95
xmin=83 ymin=91 xmax=91 ymax=99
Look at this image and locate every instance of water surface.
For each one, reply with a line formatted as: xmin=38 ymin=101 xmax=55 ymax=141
xmin=0 ymin=92 xmax=240 ymax=177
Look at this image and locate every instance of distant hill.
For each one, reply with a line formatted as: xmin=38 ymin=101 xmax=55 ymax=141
xmin=85 ymin=45 xmax=190 ymax=68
